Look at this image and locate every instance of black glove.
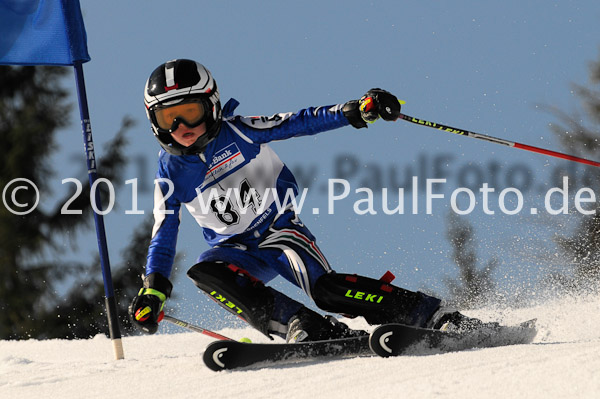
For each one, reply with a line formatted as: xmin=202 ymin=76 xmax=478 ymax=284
xmin=342 ymin=88 xmax=402 ymax=129
xmin=129 ymin=272 xmax=173 ymax=334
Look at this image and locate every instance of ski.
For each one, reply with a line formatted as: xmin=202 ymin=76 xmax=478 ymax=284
xmin=369 ymin=319 xmax=537 ymax=357
xmin=203 ymin=334 xmax=371 ymax=371
xmin=202 ymin=319 xmax=537 ymax=370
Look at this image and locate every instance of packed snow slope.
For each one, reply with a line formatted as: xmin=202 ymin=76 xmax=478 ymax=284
xmin=1 ymin=293 xmax=599 ymax=399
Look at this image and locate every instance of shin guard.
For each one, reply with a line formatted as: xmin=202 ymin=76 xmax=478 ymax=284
xmin=313 ymin=273 xmax=441 ymax=327
xmin=187 ymin=262 xmax=275 ymax=336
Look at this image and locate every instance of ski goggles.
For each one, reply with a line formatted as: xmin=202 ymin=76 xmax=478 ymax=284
xmin=150 ymin=98 xmax=207 ymax=133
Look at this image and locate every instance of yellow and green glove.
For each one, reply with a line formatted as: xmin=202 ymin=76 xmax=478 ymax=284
xmin=128 ymin=272 xmax=173 ymax=334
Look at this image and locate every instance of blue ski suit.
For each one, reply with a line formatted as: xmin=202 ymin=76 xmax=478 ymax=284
xmin=146 ymin=98 xmax=353 ymax=335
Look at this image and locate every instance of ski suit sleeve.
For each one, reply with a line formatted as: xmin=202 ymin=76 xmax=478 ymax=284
xmin=145 ymin=168 xmax=181 ymax=279
xmin=231 ymin=103 xmax=350 ymax=144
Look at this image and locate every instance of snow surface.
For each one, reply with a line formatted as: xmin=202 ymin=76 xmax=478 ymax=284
xmin=1 ymin=293 xmax=599 ymax=399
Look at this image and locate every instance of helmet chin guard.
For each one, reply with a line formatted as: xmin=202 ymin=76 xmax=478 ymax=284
xmin=144 ymin=59 xmax=222 ymax=155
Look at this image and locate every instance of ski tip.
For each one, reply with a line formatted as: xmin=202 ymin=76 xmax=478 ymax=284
xmin=203 ymin=340 xmax=236 ymax=372
xmin=368 ymin=324 xmax=409 ymax=357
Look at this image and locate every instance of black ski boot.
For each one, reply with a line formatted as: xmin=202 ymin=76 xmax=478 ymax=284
xmin=286 ymin=308 xmax=367 ymax=343
xmin=428 ymin=308 xmax=499 ymax=334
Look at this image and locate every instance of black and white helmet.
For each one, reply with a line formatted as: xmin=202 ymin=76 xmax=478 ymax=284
xmin=144 ymin=59 xmax=222 ymax=155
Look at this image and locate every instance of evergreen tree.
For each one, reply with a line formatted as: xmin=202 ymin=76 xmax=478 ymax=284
xmin=549 ymin=54 xmax=600 ymax=286
xmin=444 ymin=213 xmax=497 ymax=308
xmin=39 ymin=216 xmax=156 ymax=338
xmin=0 ymin=65 xmax=145 ymax=339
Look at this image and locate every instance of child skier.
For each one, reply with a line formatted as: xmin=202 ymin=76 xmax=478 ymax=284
xmin=129 ymin=59 xmax=490 ymax=341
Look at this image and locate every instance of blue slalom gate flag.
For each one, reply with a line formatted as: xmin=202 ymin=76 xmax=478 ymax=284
xmin=0 ymin=0 xmax=90 ymax=66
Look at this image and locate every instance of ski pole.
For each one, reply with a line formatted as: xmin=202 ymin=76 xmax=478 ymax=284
xmin=397 ymin=112 xmax=600 ymax=168
xmin=163 ymin=314 xmax=232 ymax=341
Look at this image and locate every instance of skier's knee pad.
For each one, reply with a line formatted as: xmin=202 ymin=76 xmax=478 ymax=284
xmin=313 ymin=273 xmax=441 ymax=326
xmin=187 ymin=261 xmax=274 ymax=336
